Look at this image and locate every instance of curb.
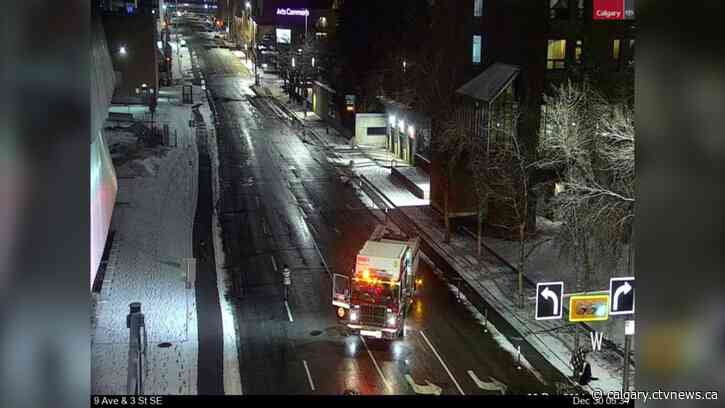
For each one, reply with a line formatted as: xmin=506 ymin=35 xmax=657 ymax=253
xmin=355 ymin=174 xmax=607 ymax=392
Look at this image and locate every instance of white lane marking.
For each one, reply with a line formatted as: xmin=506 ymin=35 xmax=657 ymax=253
xmin=360 ymin=336 xmax=391 ymax=391
xmin=302 ymin=360 xmax=315 ymax=391
xmin=270 ymin=255 xmax=278 ymax=272
xmin=284 ymin=300 xmax=294 ymax=322
xmin=405 ymin=374 xmax=442 ymax=395
xmin=419 ymin=330 xmax=465 ymax=395
xmin=467 ymin=370 xmax=507 ymax=395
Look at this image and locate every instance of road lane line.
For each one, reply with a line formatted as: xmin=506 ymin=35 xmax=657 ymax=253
xmin=360 ymin=336 xmax=392 ymax=392
xmin=419 ymin=330 xmax=465 ymax=395
xmin=284 ymin=300 xmax=294 ymax=322
xmin=270 ymin=255 xmax=278 ymax=272
xmin=302 ymin=360 xmax=315 ymax=391
xmin=262 ymin=219 xmax=269 ymax=236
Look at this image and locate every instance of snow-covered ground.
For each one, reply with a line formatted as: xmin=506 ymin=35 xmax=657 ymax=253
xmin=91 ymin=34 xmax=205 ymax=395
xmin=92 ymin=108 xmax=199 ymax=394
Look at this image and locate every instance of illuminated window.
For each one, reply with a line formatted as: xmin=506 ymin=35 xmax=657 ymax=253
xmin=575 ymin=40 xmax=583 ymax=64
xmin=547 ymin=39 xmax=566 ymax=69
xmin=474 ymin=0 xmax=483 ymax=17
xmin=472 ymin=35 xmax=482 ymax=64
xmin=613 ymin=39 xmax=621 ymax=60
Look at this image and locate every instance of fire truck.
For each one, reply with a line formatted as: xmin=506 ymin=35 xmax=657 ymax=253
xmin=332 ymin=225 xmax=421 ymax=340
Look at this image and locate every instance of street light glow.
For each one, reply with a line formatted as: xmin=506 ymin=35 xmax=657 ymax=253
xmin=246 ymin=1 xmax=251 ymax=9
xmin=389 ymin=115 xmax=396 ymax=124
xmin=119 ymin=46 xmax=127 ymax=55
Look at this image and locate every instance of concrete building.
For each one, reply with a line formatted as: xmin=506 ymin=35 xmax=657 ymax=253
xmin=102 ymin=12 xmax=160 ymax=108
xmin=427 ymin=0 xmax=636 ymax=232
xmin=91 ymin=7 xmax=119 ymax=289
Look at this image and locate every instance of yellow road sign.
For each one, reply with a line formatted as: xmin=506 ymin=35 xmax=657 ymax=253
xmin=569 ymin=294 xmax=610 ymax=322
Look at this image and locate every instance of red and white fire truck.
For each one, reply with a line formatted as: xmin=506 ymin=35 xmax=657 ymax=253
xmin=332 ymin=225 xmax=421 ymax=340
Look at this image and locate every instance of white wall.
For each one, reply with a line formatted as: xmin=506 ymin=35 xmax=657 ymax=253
xmin=354 ymin=113 xmax=387 ymax=146
xmin=90 ymin=132 xmax=118 ymax=289
xmin=90 ymin=18 xmax=118 ymax=289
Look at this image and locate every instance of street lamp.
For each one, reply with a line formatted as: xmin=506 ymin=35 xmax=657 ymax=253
xmin=119 ymin=45 xmax=127 ymax=56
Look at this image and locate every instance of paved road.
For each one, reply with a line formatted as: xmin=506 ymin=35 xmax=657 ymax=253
xmin=179 ymin=15 xmax=567 ymax=396
xmin=192 ymin=104 xmax=224 ymax=394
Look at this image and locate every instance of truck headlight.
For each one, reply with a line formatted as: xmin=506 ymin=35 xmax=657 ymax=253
xmin=349 ymin=310 xmax=358 ymax=322
xmin=387 ymin=314 xmax=396 ymax=326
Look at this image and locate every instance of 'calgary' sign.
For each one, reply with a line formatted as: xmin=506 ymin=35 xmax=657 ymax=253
xmin=277 ymin=8 xmax=310 ymax=17
xmin=593 ymin=0 xmax=635 ymax=20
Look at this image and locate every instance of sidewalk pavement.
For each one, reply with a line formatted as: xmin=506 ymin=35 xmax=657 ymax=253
xmin=91 ymin=35 xmax=210 ymax=395
xmin=253 ymin=73 xmax=634 ymax=393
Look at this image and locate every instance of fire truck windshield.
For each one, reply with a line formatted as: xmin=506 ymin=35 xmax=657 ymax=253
xmin=352 ymin=279 xmax=398 ymax=306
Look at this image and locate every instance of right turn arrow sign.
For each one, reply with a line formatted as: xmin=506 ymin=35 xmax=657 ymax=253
xmin=609 ymin=277 xmax=635 ymax=315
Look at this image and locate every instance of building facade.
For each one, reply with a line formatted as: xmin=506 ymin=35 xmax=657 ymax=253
xmin=426 ymin=0 xmax=635 ymax=232
xmin=102 ymin=11 xmax=160 ymax=107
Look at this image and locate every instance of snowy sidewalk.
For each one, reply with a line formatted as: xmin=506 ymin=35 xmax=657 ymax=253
xmin=91 ymin=30 xmax=224 ymax=396
xmin=92 ymin=106 xmax=199 ymax=395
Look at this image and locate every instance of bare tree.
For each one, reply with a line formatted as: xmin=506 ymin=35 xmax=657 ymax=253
xmin=484 ymin=108 xmax=538 ymax=308
xmin=278 ymin=36 xmax=323 ymax=108
xmin=537 ymin=80 xmax=635 ymax=294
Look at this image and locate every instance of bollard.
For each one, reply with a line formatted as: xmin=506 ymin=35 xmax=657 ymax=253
xmin=126 ymin=302 xmax=147 ymax=395
xmin=183 ymin=258 xmax=196 ymax=289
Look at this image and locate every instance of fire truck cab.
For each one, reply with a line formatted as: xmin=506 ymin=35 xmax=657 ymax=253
xmin=333 ymin=225 xmax=421 ymax=340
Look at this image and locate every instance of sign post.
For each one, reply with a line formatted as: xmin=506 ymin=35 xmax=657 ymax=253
xmin=623 ymin=320 xmax=634 ymax=391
